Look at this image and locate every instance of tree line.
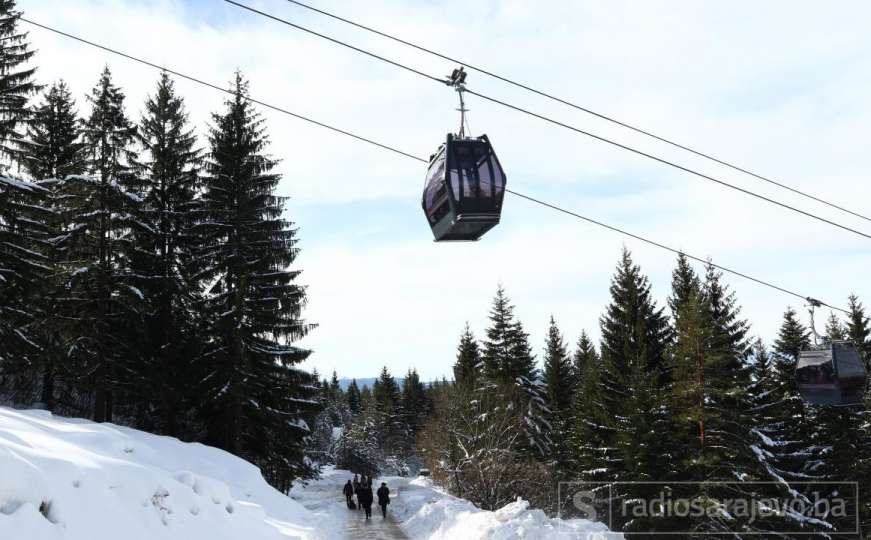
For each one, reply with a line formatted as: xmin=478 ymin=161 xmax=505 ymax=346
xmin=418 ymin=250 xmax=871 ymax=536
xmin=0 ymin=2 xmax=316 ymax=492
xmin=309 ymin=367 xmax=432 ymax=478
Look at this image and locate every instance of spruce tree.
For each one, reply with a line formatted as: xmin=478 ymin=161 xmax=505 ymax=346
xmin=594 ymin=249 xmax=672 ymax=532
xmin=373 ymin=366 xmax=401 ymax=410
xmin=133 ymin=72 xmax=201 ymax=436
xmin=0 ymin=4 xmax=46 ymax=396
xmin=774 ymin=307 xmax=812 ymax=361
xmin=359 ymin=384 xmax=372 ymax=410
xmin=542 ymin=316 xmax=574 ymax=474
xmin=18 ymin=80 xmax=86 ymax=180
xmin=453 ymin=323 xmax=482 ymax=390
xmin=668 ymin=252 xmax=700 ymax=320
xmin=691 ymin=266 xmax=766 ymax=532
xmin=52 ymin=67 xmax=142 ymax=422
xmin=572 ymin=331 xmax=597 ymax=386
xmin=0 ymin=174 xmax=48 ymax=394
xmin=347 ymin=378 xmax=362 ymax=414
xmin=372 ymin=366 xmax=410 ymax=473
xmin=402 ymin=368 xmax=428 ymax=433
xmin=846 ymin=294 xmax=870 ymax=368
xmin=329 ymin=370 xmax=341 ymax=397
xmin=824 ymin=312 xmax=847 ymax=342
xmin=569 ymin=331 xmax=607 ymax=482
xmin=482 ymin=285 xmax=536 ymax=385
xmin=196 ymin=72 xmax=315 ymax=484
xmin=481 ymin=285 xmax=549 ymax=458
xmin=764 ymin=309 xmax=835 ymax=533
xmin=10 ymin=81 xmax=86 ymax=409
xmin=0 ymin=0 xmax=39 ymax=158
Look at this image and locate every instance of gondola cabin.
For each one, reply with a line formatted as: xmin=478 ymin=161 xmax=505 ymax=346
xmin=796 ymin=340 xmax=867 ymax=406
xmin=422 ymin=134 xmax=506 ymax=241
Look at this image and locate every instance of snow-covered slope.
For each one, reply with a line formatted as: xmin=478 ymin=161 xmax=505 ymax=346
xmin=0 ymin=408 xmax=617 ymax=539
xmin=0 ymin=407 xmax=319 ymax=540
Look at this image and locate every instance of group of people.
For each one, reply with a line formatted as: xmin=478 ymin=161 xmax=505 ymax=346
xmin=343 ymin=474 xmax=391 ymax=520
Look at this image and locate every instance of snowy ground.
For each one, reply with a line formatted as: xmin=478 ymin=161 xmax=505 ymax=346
xmin=292 ymin=467 xmax=617 ymax=540
xmin=0 ymin=407 xmax=616 ymax=539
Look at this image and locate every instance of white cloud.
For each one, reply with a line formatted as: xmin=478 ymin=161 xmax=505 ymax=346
xmin=20 ymin=0 xmax=871 ymax=379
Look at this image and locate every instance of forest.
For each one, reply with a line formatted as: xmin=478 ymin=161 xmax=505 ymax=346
xmin=1 ymin=0 xmax=870 ymax=536
xmin=310 ymin=256 xmax=871 ymax=535
xmin=0 ymin=1 xmax=315 ymax=492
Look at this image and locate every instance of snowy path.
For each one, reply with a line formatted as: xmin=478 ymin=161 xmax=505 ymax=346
xmin=291 ymin=470 xmax=409 ymax=540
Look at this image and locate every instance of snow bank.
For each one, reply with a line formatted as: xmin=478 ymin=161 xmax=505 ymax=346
xmin=395 ymin=476 xmax=618 ymax=540
xmin=0 ymin=407 xmax=320 ymax=540
xmin=293 ymin=467 xmax=618 ymax=539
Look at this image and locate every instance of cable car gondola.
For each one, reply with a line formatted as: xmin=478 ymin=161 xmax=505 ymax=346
xmin=797 ymin=341 xmax=867 ymax=406
xmin=795 ymin=300 xmax=868 ymax=406
xmin=422 ymin=68 xmax=506 ymax=241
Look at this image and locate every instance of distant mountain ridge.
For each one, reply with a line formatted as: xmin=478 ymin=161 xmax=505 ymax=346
xmin=337 ymin=377 xmax=403 ymax=390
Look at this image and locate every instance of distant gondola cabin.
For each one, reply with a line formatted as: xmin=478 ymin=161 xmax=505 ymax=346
xmin=796 ymin=340 xmax=867 ymax=406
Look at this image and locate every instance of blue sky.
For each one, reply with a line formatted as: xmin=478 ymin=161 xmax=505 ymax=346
xmin=20 ymin=0 xmax=871 ymax=379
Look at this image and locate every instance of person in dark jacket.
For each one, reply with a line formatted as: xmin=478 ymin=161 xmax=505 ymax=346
xmin=376 ymin=482 xmax=390 ymax=518
xmin=343 ymin=480 xmax=354 ymax=508
xmin=360 ymin=483 xmax=374 ymax=519
xmin=354 ymin=478 xmax=363 ymax=511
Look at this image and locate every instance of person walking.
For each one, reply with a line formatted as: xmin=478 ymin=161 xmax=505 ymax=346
xmin=343 ymin=479 xmax=354 ymax=509
xmin=376 ymin=482 xmax=390 ymax=519
xmin=360 ymin=482 xmax=374 ymax=520
xmin=354 ymin=477 xmax=364 ymax=512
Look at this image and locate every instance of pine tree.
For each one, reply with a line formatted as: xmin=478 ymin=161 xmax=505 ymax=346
xmin=52 ymin=67 xmax=142 ymax=422
xmin=453 ymin=323 xmax=482 ymax=390
xmin=195 ymin=72 xmax=315 ymax=485
xmin=133 ymin=72 xmax=201 ymax=436
xmin=0 ymin=0 xmax=39 ymax=158
xmin=542 ymin=316 xmax=574 ymax=474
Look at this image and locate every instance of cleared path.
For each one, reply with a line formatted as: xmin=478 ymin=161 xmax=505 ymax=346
xmin=292 ymin=470 xmax=409 ymax=540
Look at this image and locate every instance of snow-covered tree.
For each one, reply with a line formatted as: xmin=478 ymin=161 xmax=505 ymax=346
xmin=51 ymin=67 xmax=142 ymax=422
xmin=195 ymin=72 xmax=315 ymax=485
xmin=131 ymin=72 xmax=202 ymax=436
xmin=453 ymin=323 xmax=481 ymax=390
xmin=481 ymin=285 xmax=549 ymax=458
xmin=402 ymin=368 xmax=428 ymax=434
xmin=542 ymin=316 xmax=574 ymax=474
xmin=0 ymin=0 xmax=39 ymax=158
xmin=18 ymin=81 xmax=86 ymax=180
